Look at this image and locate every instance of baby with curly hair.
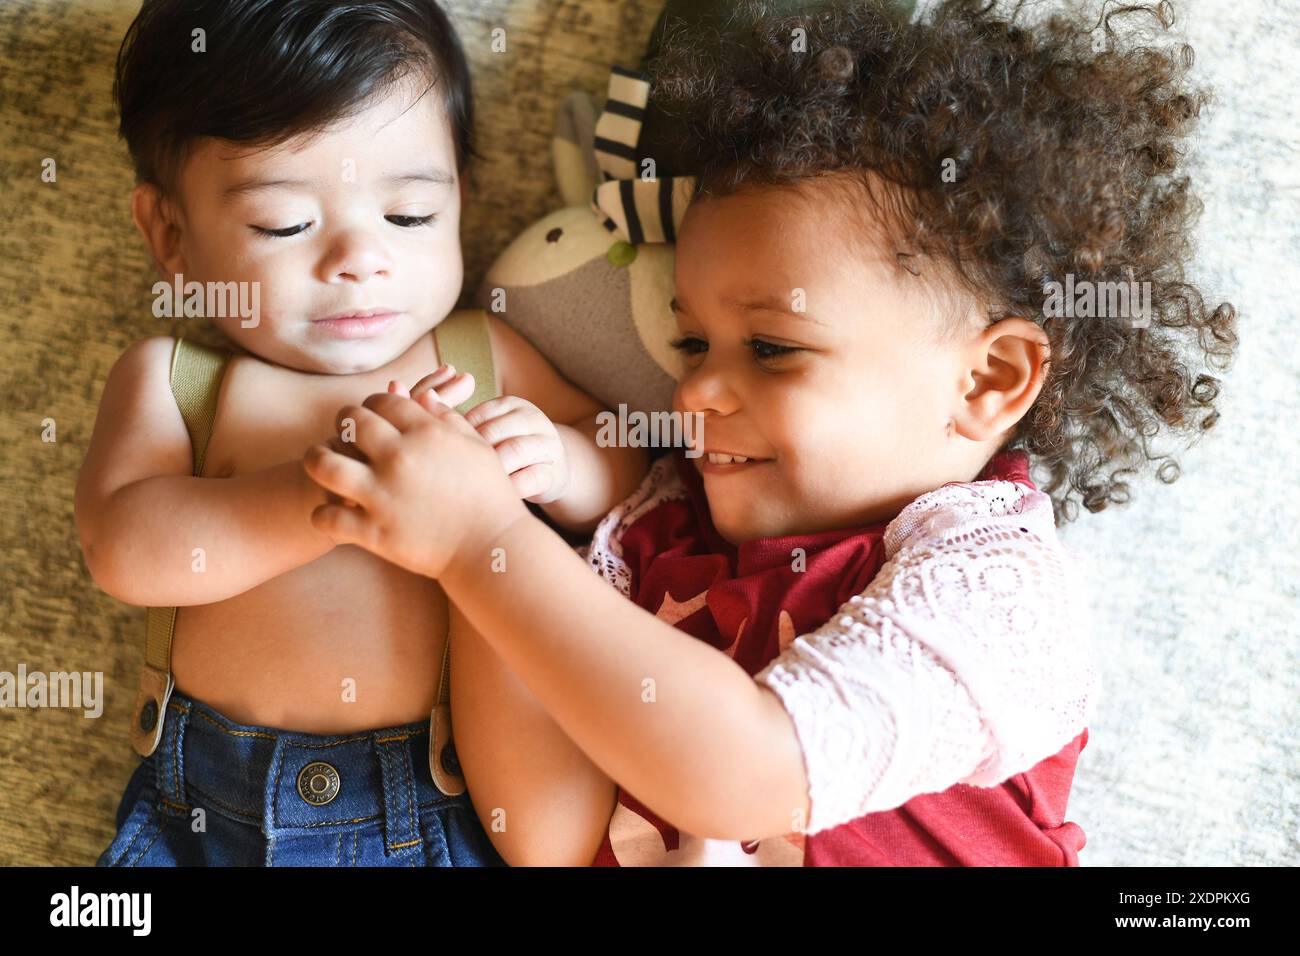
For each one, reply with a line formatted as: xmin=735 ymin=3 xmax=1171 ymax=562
xmin=301 ymin=0 xmax=1237 ymax=865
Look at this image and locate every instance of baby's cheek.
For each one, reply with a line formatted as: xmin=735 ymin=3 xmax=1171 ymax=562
xmin=775 ymin=402 xmax=843 ymax=460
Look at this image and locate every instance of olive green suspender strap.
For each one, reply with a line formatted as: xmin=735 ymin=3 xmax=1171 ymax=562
xmin=128 ymin=311 xmax=498 ymax=798
xmin=130 ymin=336 xmax=230 ymax=758
xmin=427 ymin=310 xmax=498 ymax=795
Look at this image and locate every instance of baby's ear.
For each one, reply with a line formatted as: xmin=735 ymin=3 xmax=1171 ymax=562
xmin=953 ymin=317 xmax=1050 ymax=443
xmin=130 ymin=182 xmax=187 ymax=279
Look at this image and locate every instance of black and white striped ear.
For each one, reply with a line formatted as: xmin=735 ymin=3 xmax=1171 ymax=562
xmin=592 ymin=174 xmax=695 ymax=245
xmin=590 ymin=65 xmax=696 ymax=245
xmin=593 ymin=65 xmax=648 ymax=182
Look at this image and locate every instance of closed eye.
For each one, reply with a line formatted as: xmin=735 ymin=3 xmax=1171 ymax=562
xmin=249 ymin=213 xmax=438 ymax=239
xmin=251 ymin=222 xmax=312 ymax=239
xmin=387 ymin=214 xmax=438 ymax=228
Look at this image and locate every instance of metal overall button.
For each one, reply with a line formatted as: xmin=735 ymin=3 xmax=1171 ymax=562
xmin=139 ymin=699 xmax=158 ymax=733
xmin=440 ymin=740 xmax=460 ymax=776
xmin=297 ymin=761 xmax=340 ymax=806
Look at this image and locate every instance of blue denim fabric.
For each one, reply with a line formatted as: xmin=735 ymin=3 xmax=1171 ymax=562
xmin=96 ymin=689 xmax=504 ymax=866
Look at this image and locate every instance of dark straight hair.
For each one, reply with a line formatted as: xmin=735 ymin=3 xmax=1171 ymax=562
xmin=114 ymin=0 xmax=478 ymax=197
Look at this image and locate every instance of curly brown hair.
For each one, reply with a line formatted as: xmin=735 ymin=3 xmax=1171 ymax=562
xmin=646 ymin=0 xmax=1238 ymax=524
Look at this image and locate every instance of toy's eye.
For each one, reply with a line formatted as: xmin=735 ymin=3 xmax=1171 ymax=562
xmin=546 ymin=228 xmax=563 ymax=243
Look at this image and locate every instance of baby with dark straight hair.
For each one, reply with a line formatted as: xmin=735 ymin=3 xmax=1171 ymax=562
xmin=81 ymin=0 xmax=646 ymax=866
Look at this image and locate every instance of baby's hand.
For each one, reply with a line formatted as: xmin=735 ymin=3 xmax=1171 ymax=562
xmin=303 ymin=391 xmax=527 ymax=581
xmin=317 ymin=364 xmax=473 ymax=508
xmin=390 ymin=363 xmax=476 ymax=408
xmin=463 ymin=396 xmax=570 ymax=505
xmin=402 ymin=369 xmax=571 ymax=506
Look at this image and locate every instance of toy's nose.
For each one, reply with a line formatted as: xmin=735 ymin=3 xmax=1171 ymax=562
xmin=607 ymin=240 xmax=637 ymax=268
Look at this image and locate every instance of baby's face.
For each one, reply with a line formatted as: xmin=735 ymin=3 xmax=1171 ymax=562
xmin=159 ymin=72 xmax=463 ymax=374
xmin=671 ymin=180 xmax=986 ymax=544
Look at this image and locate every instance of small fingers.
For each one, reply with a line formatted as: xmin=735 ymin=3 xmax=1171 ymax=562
xmin=409 ymin=364 xmax=458 ymax=395
xmin=490 ymin=432 xmax=554 ymax=475
xmin=310 ymin=501 xmax=376 ymax=549
xmin=335 ymin=403 xmax=403 ymax=460
xmin=461 ymin=395 xmax=526 ymax=429
xmin=415 ymin=391 xmax=485 ymax=441
xmin=359 ymin=391 xmax=432 ymax=434
xmin=508 ymin=461 xmax=556 ymax=501
xmin=470 ymin=406 xmax=547 ymax=451
xmin=303 ymin=443 xmax=376 ymax=508
xmin=415 ymin=371 xmax=475 ymax=411
xmin=325 ymin=433 xmax=367 ymax=463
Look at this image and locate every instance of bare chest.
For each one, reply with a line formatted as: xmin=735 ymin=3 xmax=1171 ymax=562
xmin=202 ymin=333 xmax=442 ymax=478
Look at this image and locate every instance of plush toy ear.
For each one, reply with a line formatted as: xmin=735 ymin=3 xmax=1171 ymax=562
xmin=552 ymin=91 xmax=599 ymax=208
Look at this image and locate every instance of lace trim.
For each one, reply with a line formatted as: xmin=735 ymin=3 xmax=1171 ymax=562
xmin=577 ymin=454 xmax=684 ymax=597
xmin=883 ymin=476 xmax=1047 ymax=557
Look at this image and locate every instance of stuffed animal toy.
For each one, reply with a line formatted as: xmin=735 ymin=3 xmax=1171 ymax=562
xmin=473 ymin=66 xmax=688 ymax=419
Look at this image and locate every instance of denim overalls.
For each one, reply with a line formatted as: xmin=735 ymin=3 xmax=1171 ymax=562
xmin=97 ymin=688 xmax=504 ymax=866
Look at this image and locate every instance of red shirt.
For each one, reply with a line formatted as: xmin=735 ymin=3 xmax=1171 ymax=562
xmin=591 ymin=449 xmax=1088 ymax=865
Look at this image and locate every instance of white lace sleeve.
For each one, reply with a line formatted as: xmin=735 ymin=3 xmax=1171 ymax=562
xmin=577 ymin=454 xmax=685 ymax=597
xmin=753 ymin=478 xmax=1100 ymax=835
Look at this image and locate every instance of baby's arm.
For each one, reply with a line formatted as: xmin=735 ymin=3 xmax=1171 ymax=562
xmin=435 ymin=511 xmax=809 ymax=844
xmin=75 ymin=336 xmax=335 ymax=606
xmin=480 ymin=313 xmax=648 ymax=534
xmin=448 ymin=601 xmax=617 ymax=866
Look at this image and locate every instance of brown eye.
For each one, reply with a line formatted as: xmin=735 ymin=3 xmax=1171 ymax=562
xmin=748 ymin=339 xmax=800 ymax=360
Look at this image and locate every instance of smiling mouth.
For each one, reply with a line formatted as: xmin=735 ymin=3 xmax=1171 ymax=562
xmin=696 ymin=452 xmax=772 ymax=474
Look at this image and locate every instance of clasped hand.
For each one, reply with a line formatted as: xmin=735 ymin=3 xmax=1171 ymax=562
xmin=302 ymin=364 xmax=562 ymax=579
